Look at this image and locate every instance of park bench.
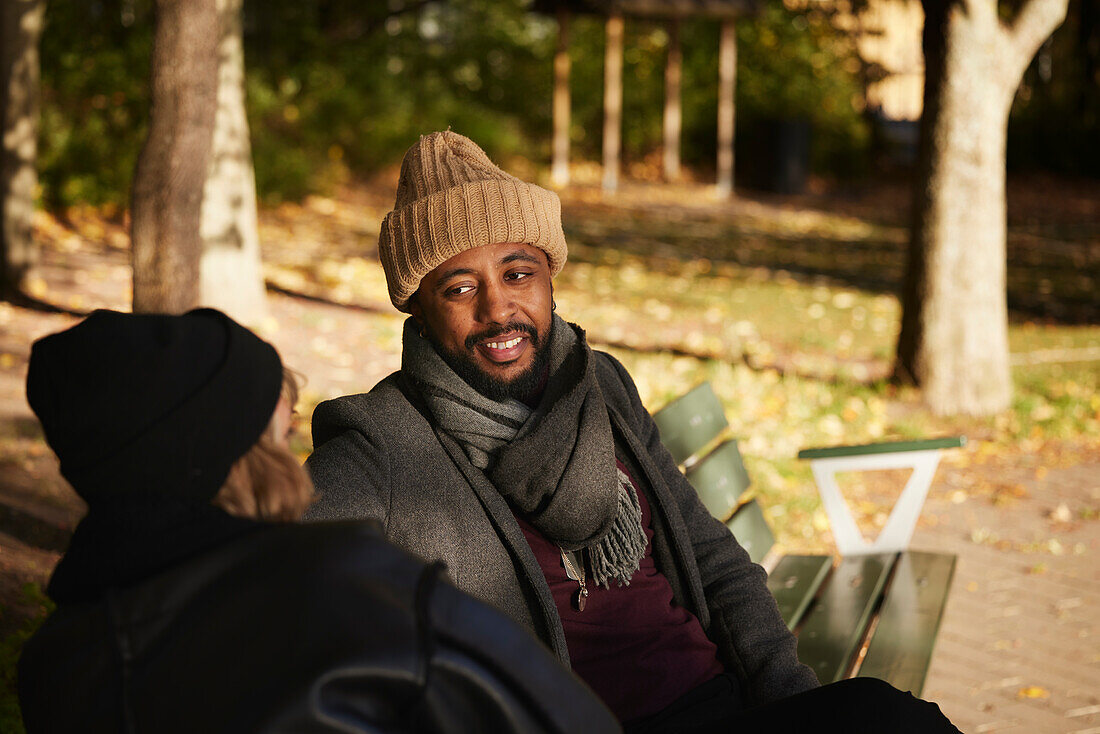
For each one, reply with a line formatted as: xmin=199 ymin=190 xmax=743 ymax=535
xmin=653 ymin=382 xmax=963 ymax=696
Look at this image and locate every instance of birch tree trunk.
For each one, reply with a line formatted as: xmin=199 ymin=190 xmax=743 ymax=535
xmin=1 ymin=0 xmax=43 ymax=298
xmin=716 ymin=20 xmax=736 ymax=198
xmin=602 ymin=12 xmax=623 ymax=192
xmin=199 ymin=0 xmax=267 ymax=326
xmin=895 ymin=0 xmax=1068 ymax=415
xmin=663 ymin=18 xmax=682 ymax=182
xmin=551 ymin=6 xmax=571 ymax=188
xmin=131 ymin=0 xmax=218 ymax=313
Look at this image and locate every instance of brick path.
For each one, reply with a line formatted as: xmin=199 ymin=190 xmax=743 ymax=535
xmin=914 ymin=457 xmax=1100 ymax=733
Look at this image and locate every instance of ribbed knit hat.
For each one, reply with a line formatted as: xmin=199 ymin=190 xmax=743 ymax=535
xmin=26 ymin=309 xmax=283 ymax=504
xmin=379 ymin=131 xmax=568 ymax=311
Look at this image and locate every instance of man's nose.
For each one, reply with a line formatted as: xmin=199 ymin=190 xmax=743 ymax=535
xmin=477 ymin=281 xmax=516 ymax=324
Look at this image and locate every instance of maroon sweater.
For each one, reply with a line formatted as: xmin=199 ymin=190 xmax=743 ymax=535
xmin=514 ymin=460 xmax=724 ymax=722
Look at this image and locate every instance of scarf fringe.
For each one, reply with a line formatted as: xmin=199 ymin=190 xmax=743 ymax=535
xmin=589 ymin=468 xmax=647 ymax=588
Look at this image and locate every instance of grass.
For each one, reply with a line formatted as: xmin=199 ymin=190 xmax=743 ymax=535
xmin=0 ymin=585 xmax=53 ymax=734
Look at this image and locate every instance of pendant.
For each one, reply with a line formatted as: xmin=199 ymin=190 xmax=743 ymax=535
xmin=561 ymin=547 xmax=589 ymax=613
xmin=573 ymin=585 xmax=589 ymax=612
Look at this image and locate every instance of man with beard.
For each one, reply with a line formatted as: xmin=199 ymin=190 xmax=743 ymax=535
xmin=307 ymin=131 xmax=960 ymax=733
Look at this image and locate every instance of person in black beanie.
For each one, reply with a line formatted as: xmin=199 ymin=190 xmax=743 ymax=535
xmin=16 ymin=308 xmax=619 ymax=734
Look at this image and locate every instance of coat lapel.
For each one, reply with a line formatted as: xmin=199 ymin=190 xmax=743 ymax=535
xmin=606 ymin=403 xmax=711 ymax=629
xmin=432 ymin=425 xmax=571 ymax=665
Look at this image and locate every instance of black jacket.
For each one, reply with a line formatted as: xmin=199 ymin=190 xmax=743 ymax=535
xmin=18 ymin=517 xmax=619 ymax=733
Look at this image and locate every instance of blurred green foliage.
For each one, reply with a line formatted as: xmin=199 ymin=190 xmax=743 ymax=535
xmin=241 ymin=0 xmax=556 ymax=201
xmin=39 ymin=1 xmax=153 ymax=209
xmin=0 ymin=584 xmax=54 ymax=734
xmin=38 ymin=0 xmax=871 ymax=207
xmin=36 ymin=0 xmax=1094 ymax=208
xmin=733 ymin=2 xmax=870 ymax=176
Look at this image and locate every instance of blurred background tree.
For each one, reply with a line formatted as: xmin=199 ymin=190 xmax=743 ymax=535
xmin=35 ymin=0 xmax=1097 ymax=210
xmin=896 ymin=0 xmax=1069 ymax=417
xmin=197 ymin=0 xmax=268 ymax=325
xmin=1 ymin=0 xmax=44 ymax=298
xmin=35 ymin=0 xmax=881 ymax=206
xmin=130 ymin=0 xmax=218 ymax=314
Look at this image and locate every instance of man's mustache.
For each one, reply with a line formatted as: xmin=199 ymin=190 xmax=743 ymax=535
xmin=465 ymin=322 xmax=539 ymax=351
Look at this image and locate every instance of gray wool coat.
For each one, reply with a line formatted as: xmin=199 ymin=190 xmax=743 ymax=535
xmin=306 ymin=351 xmax=819 ymax=708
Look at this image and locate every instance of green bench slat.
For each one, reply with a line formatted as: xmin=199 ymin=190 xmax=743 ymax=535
xmin=652 ymin=383 xmax=728 ymax=465
xmin=726 ymin=499 xmax=775 ymax=565
xmin=858 ymin=551 xmax=957 ymax=696
xmin=795 ymin=553 xmax=897 ymax=684
xmin=797 ymin=436 xmax=966 ymax=460
xmin=767 ymin=555 xmax=834 ymax=630
xmin=686 ymin=439 xmax=751 ymax=522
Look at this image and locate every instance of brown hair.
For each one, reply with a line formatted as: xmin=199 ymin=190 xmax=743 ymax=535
xmin=213 ymin=368 xmax=315 ymax=521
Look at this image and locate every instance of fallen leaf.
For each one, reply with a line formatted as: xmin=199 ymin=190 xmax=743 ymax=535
xmin=1050 ymin=503 xmax=1072 ymax=523
xmin=1017 ymin=686 xmax=1050 ymax=699
xmin=27 ymin=277 xmax=48 ymax=298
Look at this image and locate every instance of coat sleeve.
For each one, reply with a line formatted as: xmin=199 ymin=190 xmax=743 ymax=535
xmin=305 ymin=399 xmax=392 ymax=527
xmin=421 ymin=571 xmax=622 ymax=734
xmin=306 ymin=546 xmax=621 ymax=734
xmin=601 ymin=355 xmax=820 ymax=706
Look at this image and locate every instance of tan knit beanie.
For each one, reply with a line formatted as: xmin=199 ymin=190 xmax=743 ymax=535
xmin=378 ymin=131 xmax=568 ymax=311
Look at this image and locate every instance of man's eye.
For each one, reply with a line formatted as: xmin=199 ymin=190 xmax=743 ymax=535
xmin=505 ymin=271 xmax=532 ymax=281
xmin=447 ymin=284 xmax=474 ymax=296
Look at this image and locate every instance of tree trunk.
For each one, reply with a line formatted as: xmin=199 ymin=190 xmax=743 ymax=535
xmin=602 ymin=12 xmax=623 ymax=192
xmin=896 ymin=0 xmax=1068 ymax=415
xmin=1 ymin=0 xmax=43 ymax=298
xmin=131 ymin=0 xmax=218 ymax=314
xmin=716 ymin=20 xmax=736 ymax=198
xmin=663 ymin=18 xmax=682 ymax=182
xmin=198 ymin=0 xmax=267 ymax=326
xmin=551 ymin=6 xmax=571 ymax=188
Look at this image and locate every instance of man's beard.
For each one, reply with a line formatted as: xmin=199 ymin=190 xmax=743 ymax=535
xmin=426 ymin=319 xmax=554 ymax=403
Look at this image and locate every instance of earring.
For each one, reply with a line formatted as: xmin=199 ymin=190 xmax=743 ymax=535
xmin=417 ymin=324 xmax=427 ymax=338
xmin=551 ymin=301 xmax=557 ymax=312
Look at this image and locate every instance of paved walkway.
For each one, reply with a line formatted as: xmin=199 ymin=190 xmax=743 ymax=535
xmin=915 ymin=456 xmax=1100 ymax=733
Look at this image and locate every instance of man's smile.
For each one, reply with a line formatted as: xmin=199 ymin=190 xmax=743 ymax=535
xmin=477 ymin=333 xmax=530 ymax=363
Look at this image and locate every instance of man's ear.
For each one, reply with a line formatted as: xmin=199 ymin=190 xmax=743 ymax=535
xmin=407 ymin=292 xmax=423 ymax=321
xmin=407 ymin=293 xmax=430 ymax=339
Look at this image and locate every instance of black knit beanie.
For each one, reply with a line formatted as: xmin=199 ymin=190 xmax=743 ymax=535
xmin=26 ymin=309 xmax=283 ymax=504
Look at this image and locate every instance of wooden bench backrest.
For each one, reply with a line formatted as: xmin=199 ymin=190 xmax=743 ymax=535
xmin=652 ymin=382 xmax=728 ymax=465
xmin=653 ymin=383 xmax=776 ymax=562
xmin=726 ymin=498 xmax=776 ymax=564
xmin=685 ymin=440 xmax=751 ymax=522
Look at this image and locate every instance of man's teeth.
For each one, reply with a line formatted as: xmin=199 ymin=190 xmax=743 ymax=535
xmin=486 ymin=337 xmax=523 ymax=350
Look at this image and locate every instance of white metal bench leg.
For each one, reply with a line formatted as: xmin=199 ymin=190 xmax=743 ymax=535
xmin=809 ymin=450 xmax=943 ymax=556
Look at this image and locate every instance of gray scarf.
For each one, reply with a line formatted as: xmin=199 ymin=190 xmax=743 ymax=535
xmin=402 ymin=316 xmax=646 ymax=587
